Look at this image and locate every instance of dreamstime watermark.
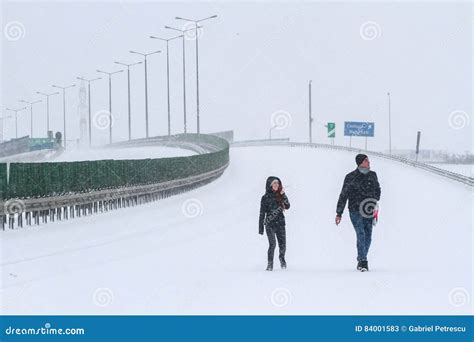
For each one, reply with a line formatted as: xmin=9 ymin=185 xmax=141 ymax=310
xmin=181 ymin=198 xmax=203 ymax=218
xmin=270 ymin=110 xmax=292 ymax=130
xmin=4 ymin=199 xmax=26 ymax=215
xmin=448 ymin=287 xmax=470 ymax=307
xmin=93 ymin=287 xmax=114 ymax=307
xmin=265 ymin=206 xmax=284 ymax=226
xmin=448 ymin=110 xmax=470 ymax=130
xmin=4 ymin=322 xmax=85 ymax=336
xmin=270 ymin=287 xmax=292 ymax=308
xmin=359 ymin=21 xmax=381 ymax=41
xmin=4 ymin=21 xmax=26 ymax=41
xmin=182 ymin=22 xmax=203 ymax=41
xmin=93 ymin=110 xmax=114 ymax=131
xmin=359 ymin=198 xmax=378 ymax=219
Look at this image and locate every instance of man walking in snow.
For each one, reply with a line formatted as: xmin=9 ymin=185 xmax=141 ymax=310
xmin=335 ymin=154 xmax=381 ymax=272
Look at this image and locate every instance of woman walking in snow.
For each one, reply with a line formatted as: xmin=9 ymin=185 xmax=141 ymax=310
xmin=258 ymin=176 xmax=291 ymax=271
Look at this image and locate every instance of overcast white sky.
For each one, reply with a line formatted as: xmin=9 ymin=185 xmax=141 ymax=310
xmin=1 ymin=0 xmax=472 ymax=153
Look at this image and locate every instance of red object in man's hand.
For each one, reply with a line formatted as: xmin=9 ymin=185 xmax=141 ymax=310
xmin=373 ymin=208 xmax=379 ymax=226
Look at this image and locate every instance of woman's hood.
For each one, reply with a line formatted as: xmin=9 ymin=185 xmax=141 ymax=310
xmin=265 ymin=176 xmax=282 ymax=193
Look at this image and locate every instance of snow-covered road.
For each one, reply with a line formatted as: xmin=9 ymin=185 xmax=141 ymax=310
xmin=0 ymin=145 xmax=196 ymax=163
xmin=1 ymin=146 xmax=472 ymax=315
xmin=51 ymin=145 xmax=196 ymax=162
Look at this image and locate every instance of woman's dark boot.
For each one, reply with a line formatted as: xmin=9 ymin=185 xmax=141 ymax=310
xmin=266 ymin=262 xmax=273 ymax=271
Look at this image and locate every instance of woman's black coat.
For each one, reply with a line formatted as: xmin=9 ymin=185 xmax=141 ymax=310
xmin=258 ymin=176 xmax=290 ymax=234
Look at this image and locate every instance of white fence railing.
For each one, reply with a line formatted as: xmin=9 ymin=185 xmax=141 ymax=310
xmin=231 ymin=140 xmax=473 ymax=187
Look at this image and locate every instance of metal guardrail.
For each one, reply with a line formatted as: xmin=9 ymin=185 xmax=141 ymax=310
xmin=231 ymin=138 xmax=290 ymax=147
xmin=1 ymin=133 xmax=230 ymax=230
xmin=1 ymin=163 xmax=228 ymax=229
xmin=0 ymin=135 xmax=60 ymax=158
xmin=231 ymin=140 xmax=473 ymax=187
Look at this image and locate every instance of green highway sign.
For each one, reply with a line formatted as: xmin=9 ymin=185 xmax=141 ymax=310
xmin=327 ymin=122 xmax=335 ymax=138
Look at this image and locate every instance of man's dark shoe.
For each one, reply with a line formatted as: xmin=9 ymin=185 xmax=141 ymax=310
xmin=280 ymin=257 xmax=287 ymax=269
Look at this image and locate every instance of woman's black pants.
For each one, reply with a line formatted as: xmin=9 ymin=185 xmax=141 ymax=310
xmin=266 ymin=225 xmax=286 ymax=263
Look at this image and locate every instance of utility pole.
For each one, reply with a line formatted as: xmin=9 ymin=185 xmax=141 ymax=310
xmin=269 ymin=124 xmax=277 ymax=140
xmin=165 ymin=25 xmax=202 ymax=134
xmin=52 ymin=84 xmax=76 ymax=148
xmin=19 ymin=99 xmax=42 ymax=138
xmin=115 ymin=60 xmax=142 ymax=141
xmin=97 ymin=69 xmax=123 ymax=144
xmin=6 ymin=107 xmax=27 ymax=139
xmin=150 ymin=34 xmax=182 ymax=136
xmin=130 ymin=50 xmax=161 ymax=138
xmin=175 ymin=15 xmax=218 ymax=134
xmin=36 ymin=91 xmax=59 ymax=134
xmin=415 ymin=131 xmax=421 ymax=162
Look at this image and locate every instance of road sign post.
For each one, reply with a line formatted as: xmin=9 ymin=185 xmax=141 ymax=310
xmin=344 ymin=121 xmax=375 ymax=148
xmin=325 ymin=122 xmax=335 ymax=145
xmin=415 ymin=131 xmax=421 ymax=161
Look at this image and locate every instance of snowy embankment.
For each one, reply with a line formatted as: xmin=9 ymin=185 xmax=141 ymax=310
xmin=0 ymin=149 xmax=60 ymax=163
xmin=0 ymin=146 xmax=471 ymax=315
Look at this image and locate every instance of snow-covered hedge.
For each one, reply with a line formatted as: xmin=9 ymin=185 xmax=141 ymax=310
xmin=1 ymin=133 xmax=229 ymax=200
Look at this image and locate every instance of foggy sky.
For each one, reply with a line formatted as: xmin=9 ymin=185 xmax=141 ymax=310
xmin=2 ymin=0 xmax=472 ymax=153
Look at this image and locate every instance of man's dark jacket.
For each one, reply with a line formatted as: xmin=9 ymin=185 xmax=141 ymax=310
xmin=336 ymin=169 xmax=381 ymax=216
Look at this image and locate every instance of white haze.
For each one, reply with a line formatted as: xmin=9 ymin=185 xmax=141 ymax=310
xmin=1 ymin=0 xmax=472 ymax=153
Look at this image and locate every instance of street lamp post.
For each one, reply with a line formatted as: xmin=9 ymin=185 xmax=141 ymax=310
xmin=130 ymin=50 xmax=161 ymax=138
xmin=76 ymin=76 xmax=102 ymax=147
xmin=175 ymin=15 xmax=218 ymax=134
xmin=97 ymin=69 xmax=124 ymax=144
xmin=150 ymin=34 xmax=183 ymax=136
xmin=36 ymin=91 xmax=59 ymax=134
xmin=115 ymin=60 xmax=142 ymax=141
xmin=52 ymin=84 xmax=76 ymax=148
xmin=6 ymin=107 xmax=27 ymax=139
xmin=19 ymin=99 xmax=42 ymax=138
xmin=164 ymin=25 xmax=202 ymax=134
xmin=387 ymin=92 xmax=392 ymax=155
xmin=269 ymin=124 xmax=277 ymax=140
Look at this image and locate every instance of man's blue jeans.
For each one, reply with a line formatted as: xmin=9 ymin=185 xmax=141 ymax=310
xmin=349 ymin=211 xmax=373 ymax=262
